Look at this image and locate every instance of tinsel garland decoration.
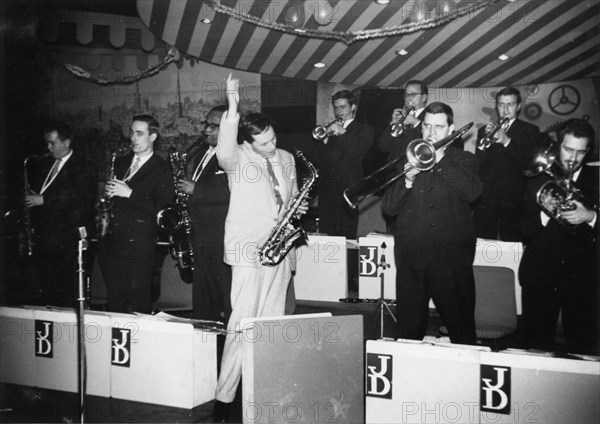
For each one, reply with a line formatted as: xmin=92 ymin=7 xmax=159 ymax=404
xmin=64 ymin=47 xmax=180 ymax=85
xmin=211 ymin=0 xmax=498 ymax=45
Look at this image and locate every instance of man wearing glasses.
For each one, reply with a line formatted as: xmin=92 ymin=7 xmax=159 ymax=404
xmin=177 ymin=105 xmax=232 ymax=322
xmin=378 ymin=80 xmax=429 ymax=161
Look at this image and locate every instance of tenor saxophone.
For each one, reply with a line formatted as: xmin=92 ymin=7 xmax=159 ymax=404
xmin=259 ymin=149 xmax=318 ymax=266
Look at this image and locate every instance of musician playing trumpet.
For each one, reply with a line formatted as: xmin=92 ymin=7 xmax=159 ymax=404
xmin=520 ymin=119 xmax=599 ymax=354
xmin=312 ymin=89 xmax=373 ymax=239
xmin=472 ymin=86 xmax=543 ymax=241
xmin=378 ymin=80 xmax=429 ymax=161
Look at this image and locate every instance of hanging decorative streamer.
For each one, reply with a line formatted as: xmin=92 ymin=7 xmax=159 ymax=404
xmin=64 ymin=47 xmax=180 ymax=85
xmin=210 ymin=0 xmax=497 ymax=45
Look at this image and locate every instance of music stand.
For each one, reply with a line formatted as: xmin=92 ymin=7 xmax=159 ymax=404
xmin=376 ymin=242 xmax=396 ymax=339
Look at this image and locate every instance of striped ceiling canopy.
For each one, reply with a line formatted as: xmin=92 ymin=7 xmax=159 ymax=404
xmin=136 ymin=0 xmax=600 ymax=88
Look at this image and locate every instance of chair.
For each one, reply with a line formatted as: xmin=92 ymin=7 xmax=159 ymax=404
xmin=152 ymin=254 xmax=193 ymax=313
xmin=441 ymin=239 xmax=523 ymax=341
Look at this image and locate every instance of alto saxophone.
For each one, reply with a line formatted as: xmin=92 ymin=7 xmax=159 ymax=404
xmin=259 ymin=149 xmax=318 ymax=266
xmin=156 ymin=146 xmax=195 ymax=284
xmin=96 ymin=147 xmax=128 ymax=240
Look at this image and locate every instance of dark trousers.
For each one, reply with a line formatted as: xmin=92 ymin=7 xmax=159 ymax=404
xmin=395 ymin=267 xmax=477 ymax=345
xmin=97 ymin=239 xmax=156 ymax=314
xmin=35 ymin=243 xmax=78 ymax=308
xmin=522 ymin=282 xmax=597 ymax=354
xmin=473 ymin=196 xmax=522 ymax=242
xmin=193 ymin=243 xmax=232 ymax=323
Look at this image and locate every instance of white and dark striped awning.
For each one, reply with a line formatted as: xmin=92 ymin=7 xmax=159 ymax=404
xmin=136 ymin=0 xmax=600 ymax=88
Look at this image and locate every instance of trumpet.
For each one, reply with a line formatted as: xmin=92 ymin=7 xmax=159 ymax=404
xmin=312 ymin=118 xmax=344 ymax=140
xmin=344 ymin=122 xmax=474 ymax=209
xmin=390 ymin=106 xmax=415 ymax=137
xmin=477 ymin=117 xmax=509 ymax=151
xmin=523 ymin=142 xmax=595 ymax=229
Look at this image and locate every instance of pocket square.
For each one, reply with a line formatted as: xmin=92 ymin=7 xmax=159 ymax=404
xmin=215 ymin=170 xmax=225 ymax=174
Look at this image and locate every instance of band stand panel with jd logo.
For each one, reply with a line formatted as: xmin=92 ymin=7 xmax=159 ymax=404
xmin=366 ymin=338 xmax=488 ymax=424
xmin=109 ymin=313 xmax=217 ymax=409
xmin=479 ymin=351 xmax=599 ymax=424
xmin=358 ymin=234 xmax=396 ymax=300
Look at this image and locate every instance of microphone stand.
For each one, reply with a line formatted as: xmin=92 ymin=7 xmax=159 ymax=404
xmin=76 ymin=227 xmax=88 ymax=424
xmin=376 ymin=242 xmax=396 ymax=339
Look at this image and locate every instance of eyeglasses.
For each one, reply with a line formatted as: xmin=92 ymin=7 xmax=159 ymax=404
xmin=201 ymin=121 xmax=220 ymax=130
xmin=404 ymin=92 xmax=422 ymax=98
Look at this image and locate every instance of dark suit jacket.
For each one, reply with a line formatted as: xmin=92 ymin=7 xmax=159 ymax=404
xmin=519 ymin=163 xmax=599 ymax=289
xmin=475 ymin=118 xmax=542 ymax=201
xmin=382 ymin=147 xmax=482 ymax=270
xmin=108 ymin=153 xmax=174 ymax=248
xmin=378 ymin=109 xmax=426 ymax=162
xmin=189 ymin=147 xmax=230 ymax=248
xmin=31 ymin=151 xmax=98 ymax=250
xmin=316 ymin=120 xmax=374 ymax=196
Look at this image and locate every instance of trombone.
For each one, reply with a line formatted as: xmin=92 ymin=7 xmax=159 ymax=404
xmin=343 ymin=122 xmax=474 ymax=209
xmin=312 ymin=118 xmax=344 ymax=140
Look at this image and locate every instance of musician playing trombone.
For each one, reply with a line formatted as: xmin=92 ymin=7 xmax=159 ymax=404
xmin=381 ymin=102 xmax=482 ymax=345
xmin=473 ymin=86 xmax=543 ymax=242
xmin=519 ymin=119 xmax=599 ymax=354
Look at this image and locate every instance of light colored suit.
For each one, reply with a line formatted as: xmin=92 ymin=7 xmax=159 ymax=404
xmin=215 ymin=110 xmax=298 ymax=403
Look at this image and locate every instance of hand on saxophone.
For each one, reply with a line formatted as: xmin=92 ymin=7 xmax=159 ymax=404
xmin=177 ymin=178 xmax=195 ymax=195
xmin=24 ymin=194 xmax=43 ymax=207
xmin=106 ymin=179 xmax=132 ymax=198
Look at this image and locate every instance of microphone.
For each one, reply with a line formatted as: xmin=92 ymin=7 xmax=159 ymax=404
xmin=78 ymin=226 xmax=87 ymax=240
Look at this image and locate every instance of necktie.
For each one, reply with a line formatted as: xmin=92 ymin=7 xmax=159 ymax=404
xmin=48 ymin=158 xmax=62 ymax=180
xmin=125 ymin=156 xmax=141 ymax=181
xmin=266 ymin=158 xmax=284 ymax=212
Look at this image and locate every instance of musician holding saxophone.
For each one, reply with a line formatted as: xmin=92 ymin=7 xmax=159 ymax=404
xmin=382 ymin=102 xmax=482 ymax=345
xmin=211 ymin=74 xmax=307 ymax=422
xmin=97 ymin=114 xmax=174 ymax=314
xmin=24 ymin=123 xmax=97 ymax=307
xmin=176 ymin=105 xmax=232 ymax=323
xmin=520 ymin=119 xmax=599 ymax=354
xmin=473 ymin=86 xmax=543 ymax=242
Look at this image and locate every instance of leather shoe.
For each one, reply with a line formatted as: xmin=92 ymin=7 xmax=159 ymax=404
xmin=212 ymin=400 xmax=231 ymax=423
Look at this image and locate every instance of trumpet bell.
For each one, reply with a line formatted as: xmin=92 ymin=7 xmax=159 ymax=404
xmin=523 ymin=142 xmax=557 ymax=177
xmin=312 ymin=125 xmax=328 ymax=140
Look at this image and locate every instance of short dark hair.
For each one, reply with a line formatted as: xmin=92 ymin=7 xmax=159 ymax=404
xmin=238 ymin=112 xmax=273 ymax=143
xmin=424 ymin=102 xmax=454 ymax=126
xmin=496 ymin=86 xmax=522 ymax=104
xmin=405 ymin=80 xmax=428 ymax=96
xmin=132 ymin=114 xmax=160 ymax=138
xmin=332 ymin=90 xmax=356 ymax=106
xmin=44 ymin=123 xmax=72 ymax=142
xmin=558 ymin=119 xmax=595 ymax=148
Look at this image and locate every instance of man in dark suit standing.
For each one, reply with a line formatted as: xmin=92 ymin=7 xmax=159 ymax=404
xmin=97 ymin=114 xmax=174 ymax=314
xmin=519 ymin=119 xmax=599 ymax=354
xmin=473 ymin=86 xmax=543 ymax=241
xmin=177 ymin=105 xmax=232 ymax=323
xmin=25 ymin=123 xmax=98 ymax=308
xmin=382 ymin=102 xmax=482 ymax=345
xmin=314 ymin=90 xmax=374 ymax=239
xmin=378 ymin=80 xmax=429 ymax=162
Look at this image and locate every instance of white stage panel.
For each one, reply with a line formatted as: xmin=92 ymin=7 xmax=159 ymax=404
xmin=0 ymin=306 xmax=36 ymax=387
xmin=294 ymin=235 xmax=347 ymax=302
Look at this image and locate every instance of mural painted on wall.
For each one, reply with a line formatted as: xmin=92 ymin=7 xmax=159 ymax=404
xmin=50 ymin=55 xmax=260 ymax=178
